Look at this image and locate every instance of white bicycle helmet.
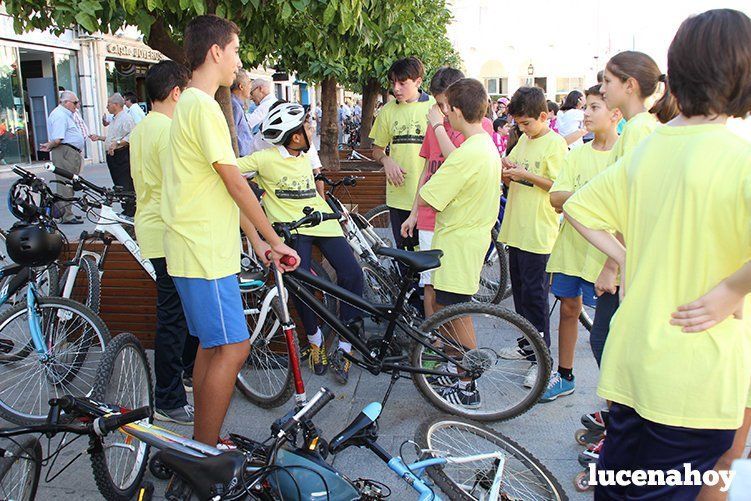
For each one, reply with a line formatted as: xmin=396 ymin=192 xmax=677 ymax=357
xmin=262 ymin=102 xmax=307 ymax=145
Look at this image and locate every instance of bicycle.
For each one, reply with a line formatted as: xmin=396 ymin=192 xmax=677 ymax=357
xmin=259 ymin=208 xmax=551 ymax=422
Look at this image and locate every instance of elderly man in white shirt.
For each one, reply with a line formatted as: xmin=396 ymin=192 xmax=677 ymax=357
xmin=123 ymin=91 xmax=146 ymax=124
xmin=40 ymin=90 xmax=86 ymax=224
xmin=245 ymin=79 xmax=323 ymax=168
xmin=90 ymin=93 xmax=137 ymax=217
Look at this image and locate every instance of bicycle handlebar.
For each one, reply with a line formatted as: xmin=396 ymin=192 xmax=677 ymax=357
xmin=277 ymin=387 xmax=334 ymax=437
xmin=315 ymin=173 xmax=364 ymax=188
xmin=265 ymin=250 xmax=298 ymax=267
xmin=273 ymin=208 xmax=340 ymax=238
xmin=95 ymin=406 xmax=151 ymax=435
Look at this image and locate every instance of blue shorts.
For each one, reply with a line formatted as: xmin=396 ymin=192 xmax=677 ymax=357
xmin=551 ymin=273 xmax=597 ymax=308
xmin=173 ymin=275 xmax=249 ymax=349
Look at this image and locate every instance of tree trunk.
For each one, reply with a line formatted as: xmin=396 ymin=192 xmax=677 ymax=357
xmin=359 ymin=77 xmax=380 ymax=149
xmin=215 ymin=86 xmax=238 ymax=156
xmin=381 ymin=89 xmax=389 ymax=105
xmin=320 ymin=77 xmax=340 ymax=171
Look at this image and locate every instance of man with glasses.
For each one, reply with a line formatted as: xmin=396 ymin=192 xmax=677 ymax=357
xmin=246 ymin=78 xmax=276 ymax=142
xmin=40 ymin=90 xmax=85 ymax=224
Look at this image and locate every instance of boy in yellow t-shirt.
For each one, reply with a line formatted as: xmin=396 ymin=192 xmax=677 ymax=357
xmin=162 ymin=15 xmax=298 ymax=447
xmin=564 ymin=9 xmax=751 ymax=498
xmin=540 ymin=85 xmax=620 ymax=403
xmin=370 ymin=57 xmax=435 ymax=250
xmin=497 ymin=86 xmax=568 ymax=387
xmin=238 ymin=102 xmax=364 ymax=384
xmin=130 ymin=60 xmax=200 ymax=425
xmin=418 ymin=78 xmax=501 ymax=408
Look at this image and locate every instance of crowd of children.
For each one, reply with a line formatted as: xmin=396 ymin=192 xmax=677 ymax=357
xmin=126 ymin=7 xmax=751 ymax=498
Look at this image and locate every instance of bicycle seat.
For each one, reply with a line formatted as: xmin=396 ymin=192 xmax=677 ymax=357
xmin=156 ymin=449 xmax=245 ymax=500
xmin=329 ymin=402 xmax=382 ymax=453
xmin=375 ymin=247 xmax=442 ymax=272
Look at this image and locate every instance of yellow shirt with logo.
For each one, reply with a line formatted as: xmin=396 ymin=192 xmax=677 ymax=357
xmin=609 ymin=111 xmax=657 ymax=163
xmin=162 ymin=87 xmax=241 ymax=279
xmin=564 ymin=124 xmax=751 ymax=429
xmin=546 ymin=143 xmax=612 ymax=283
xmin=370 ymin=94 xmax=435 ymax=211
xmin=498 ymin=130 xmax=568 ymax=253
xmin=420 ymin=134 xmax=501 ymax=295
xmin=130 ymin=111 xmax=170 ymax=259
xmin=238 ymin=147 xmax=341 ymax=237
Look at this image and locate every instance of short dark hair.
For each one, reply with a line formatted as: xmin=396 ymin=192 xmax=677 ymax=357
xmin=547 ymin=100 xmax=559 ymax=115
xmin=493 ymin=117 xmax=508 ymax=132
xmin=387 ymin=57 xmax=425 ymax=83
xmin=145 ymin=61 xmax=191 ymax=103
xmin=122 ymin=91 xmax=137 ymax=103
xmin=507 ymin=87 xmax=547 ymax=119
xmin=429 ymin=67 xmax=464 ymax=95
xmin=666 ymin=9 xmax=751 ymax=118
xmin=446 ymin=78 xmax=487 ymax=123
xmin=584 ymin=84 xmax=604 ymax=99
xmin=184 ymin=15 xmax=240 ymax=71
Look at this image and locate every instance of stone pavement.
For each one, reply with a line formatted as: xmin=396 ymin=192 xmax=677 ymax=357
xmin=1 ymin=162 xmax=602 ymax=499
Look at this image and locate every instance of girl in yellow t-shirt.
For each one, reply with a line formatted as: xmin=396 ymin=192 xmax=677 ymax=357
xmin=564 ymin=9 xmax=751 ymax=499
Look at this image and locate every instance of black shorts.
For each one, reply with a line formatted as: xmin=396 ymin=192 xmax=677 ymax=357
xmin=435 ymin=289 xmax=472 ymax=306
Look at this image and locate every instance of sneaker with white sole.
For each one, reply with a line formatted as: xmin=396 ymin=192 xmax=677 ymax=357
xmin=499 ymin=345 xmax=531 ymax=360
xmin=427 ymin=363 xmax=460 ymax=387
xmin=154 ymin=404 xmax=194 ymax=425
xmin=540 ymin=372 xmax=575 ymax=402
xmin=440 ymin=382 xmax=481 ymax=409
xmin=523 ymin=364 xmax=538 ymax=388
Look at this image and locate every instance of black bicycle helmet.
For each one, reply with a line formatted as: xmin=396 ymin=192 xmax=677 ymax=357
xmin=5 ymin=222 xmax=63 ymax=267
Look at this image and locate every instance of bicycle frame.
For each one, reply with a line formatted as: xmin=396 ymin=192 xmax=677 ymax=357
xmin=61 ymin=204 xmax=156 ymax=299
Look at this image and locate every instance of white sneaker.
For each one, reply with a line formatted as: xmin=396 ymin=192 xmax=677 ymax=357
xmin=524 ymin=364 xmax=538 ymax=388
xmin=499 ymin=345 xmax=529 ymax=360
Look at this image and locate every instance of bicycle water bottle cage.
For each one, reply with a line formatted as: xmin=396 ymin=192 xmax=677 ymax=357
xmin=329 ymin=402 xmax=382 ymax=454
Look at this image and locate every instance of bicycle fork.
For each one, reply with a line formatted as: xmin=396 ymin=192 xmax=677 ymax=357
xmin=271 ymin=266 xmax=307 ymax=408
xmin=26 ymin=284 xmax=49 ymax=361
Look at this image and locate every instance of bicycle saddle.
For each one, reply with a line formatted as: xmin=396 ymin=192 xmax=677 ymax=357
xmin=157 ymin=449 xmax=245 ymax=500
xmin=375 ymin=247 xmax=443 ymax=272
xmin=329 ymin=402 xmax=382 ymax=453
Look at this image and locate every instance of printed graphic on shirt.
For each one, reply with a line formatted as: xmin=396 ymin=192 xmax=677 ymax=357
xmin=392 ymin=119 xmax=427 ymax=145
xmin=276 ymin=174 xmax=316 ymax=200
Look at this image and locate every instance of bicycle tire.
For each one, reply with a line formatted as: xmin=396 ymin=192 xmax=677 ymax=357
xmin=410 ymin=303 xmax=551 ymax=422
xmin=0 ymin=297 xmax=111 ymax=425
xmin=363 ymin=204 xmax=394 ymax=248
xmin=473 ymin=228 xmax=509 ymax=304
xmin=90 ymin=332 xmax=152 ymax=501
xmin=415 ymin=415 xmax=567 ymax=501
xmin=579 ymin=308 xmax=593 ymax=333
xmin=0 ymin=435 xmax=42 ymax=501
xmin=236 ymin=297 xmax=297 ymax=408
xmin=59 ymin=254 xmax=101 ymax=314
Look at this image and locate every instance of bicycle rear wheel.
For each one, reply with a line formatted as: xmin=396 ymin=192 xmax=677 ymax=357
xmin=472 ymin=228 xmax=509 ymax=304
xmin=0 ymin=435 xmax=42 ymax=501
xmin=411 ymin=303 xmax=551 ymax=422
xmin=58 ymin=254 xmax=101 ymax=313
xmin=90 ymin=332 xmax=152 ymax=501
xmin=415 ymin=416 xmax=566 ymax=500
xmin=363 ymin=204 xmax=394 ymax=249
xmin=0 ymin=297 xmax=110 ymax=424
xmin=236 ymin=296 xmax=297 ymax=408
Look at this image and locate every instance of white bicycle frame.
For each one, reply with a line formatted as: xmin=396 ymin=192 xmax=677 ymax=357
xmin=60 ymin=204 xmax=156 ymax=299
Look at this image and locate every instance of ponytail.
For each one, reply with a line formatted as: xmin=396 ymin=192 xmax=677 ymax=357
xmin=649 ymin=74 xmax=680 ymax=123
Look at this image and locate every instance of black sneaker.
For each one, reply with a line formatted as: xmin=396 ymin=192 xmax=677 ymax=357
xmin=440 ymin=382 xmax=481 ymax=409
xmin=330 ymin=349 xmax=351 ymax=384
xmin=308 ymin=344 xmax=328 ymax=376
xmin=426 ymin=363 xmax=460 ymax=388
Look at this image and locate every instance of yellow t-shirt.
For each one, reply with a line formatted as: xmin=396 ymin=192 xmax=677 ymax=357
xmin=238 ymin=147 xmax=341 ymax=237
xmin=420 ymin=134 xmax=502 ymax=295
xmin=546 ymin=143 xmax=612 ymax=283
xmin=130 ymin=111 xmax=170 ymax=259
xmin=162 ymin=87 xmax=241 ymax=279
xmin=498 ymin=130 xmax=568 ymax=253
xmin=609 ymin=111 xmax=657 ymax=164
xmin=369 ymin=94 xmax=436 ymax=211
xmin=564 ymin=124 xmax=751 ymax=429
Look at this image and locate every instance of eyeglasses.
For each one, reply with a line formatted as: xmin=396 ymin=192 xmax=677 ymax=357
xmin=64 ymin=100 xmax=79 ymax=105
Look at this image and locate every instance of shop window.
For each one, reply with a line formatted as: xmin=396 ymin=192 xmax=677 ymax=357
xmin=55 ymin=53 xmax=79 ymax=95
xmin=0 ymin=45 xmax=29 ymax=164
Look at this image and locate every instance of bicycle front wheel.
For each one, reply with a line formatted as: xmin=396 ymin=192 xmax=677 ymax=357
xmin=90 ymin=333 xmax=152 ymax=501
xmin=58 ymin=254 xmax=101 ymax=313
xmin=411 ymin=303 xmax=551 ymax=422
xmin=236 ymin=296 xmax=297 ymax=408
xmin=363 ymin=204 xmax=394 ymax=248
xmin=415 ymin=416 xmax=567 ymax=501
xmin=0 ymin=435 xmax=42 ymax=501
xmin=0 ymin=297 xmax=110 ymax=424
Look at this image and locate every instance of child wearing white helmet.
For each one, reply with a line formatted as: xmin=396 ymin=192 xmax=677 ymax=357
xmin=238 ymin=101 xmax=364 ymax=384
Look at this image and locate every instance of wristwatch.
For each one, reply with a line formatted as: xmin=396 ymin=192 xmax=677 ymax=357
xmin=116 ymin=139 xmax=122 ymax=145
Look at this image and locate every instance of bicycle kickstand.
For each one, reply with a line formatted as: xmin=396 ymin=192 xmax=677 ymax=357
xmin=381 ymin=370 xmax=401 ymax=409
